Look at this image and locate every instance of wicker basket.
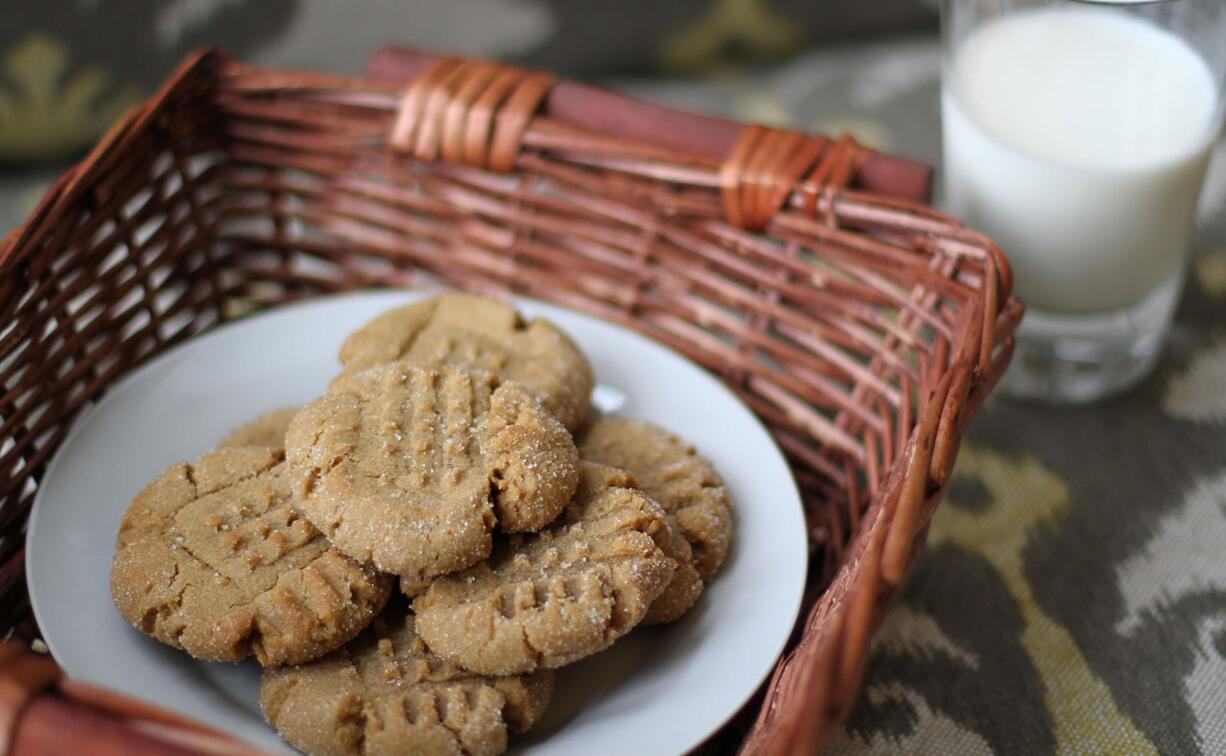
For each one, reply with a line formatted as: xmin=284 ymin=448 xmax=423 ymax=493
xmin=0 ymin=48 xmax=1021 ymax=754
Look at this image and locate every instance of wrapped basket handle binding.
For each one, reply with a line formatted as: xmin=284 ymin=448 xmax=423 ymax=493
xmin=387 ymin=57 xmax=558 ymax=173
xmin=0 ymin=46 xmax=1021 ymax=755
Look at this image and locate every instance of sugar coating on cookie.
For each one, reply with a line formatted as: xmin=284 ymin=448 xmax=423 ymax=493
xmin=217 ymin=406 xmax=299 ymax=450
xmin=110 ymin=447 xmax=392 ymax=666
xmin=286 ymin=363 xmax=580 ymax=583
xmin=337 ymin=293 xmax=594 ymax=432
xmin=579 ymin=417 xmax=733 ymax=622
xmin=412 ymin=462 xmax=676 ymax=676
xmin=261 ymin=606 xmax=553 ymax=756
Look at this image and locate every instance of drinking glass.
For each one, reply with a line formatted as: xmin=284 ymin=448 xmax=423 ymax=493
xmin=941 ymin=0 xmax=1226 ymax=403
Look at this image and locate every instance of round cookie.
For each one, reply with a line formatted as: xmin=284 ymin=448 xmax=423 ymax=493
xmin=412 ymin=462 xmax=675 ymax=676
xmin=111 ymin=446 xmax=393 ymax=666
xmin=217 ymin=406 xmax=299 ymax=449
xmin=641 ymin=522 xmax=704 ymax=625
xmin=337 ymin=293 xmax=593 ymax=432
xmin=579 ymin=417 xmax=733 ymax=621
xmin=286 ymin=363 xmax=580 ymax=583
xmin=261 ymin=605 xmax=553 ymax=756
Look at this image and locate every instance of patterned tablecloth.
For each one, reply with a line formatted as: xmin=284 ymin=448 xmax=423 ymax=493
xmin=2 ymin=32 xmax=1223 ymax=756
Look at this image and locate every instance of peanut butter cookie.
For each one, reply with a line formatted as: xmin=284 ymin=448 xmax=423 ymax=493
xmin=640 ymin=522 xmax=704 ymax=625
xmin=579 ymin=417 xmax=733 ymax=622
xmin=412 ymin=462 xmax=675 ymax=676
xmin=337 ymin=294 xmax=593 ymax=432
xmin=286 ymin=363 xmax=580 ymax=583
xmin=261 ymin=604 xmax=553 ymax=756
xmin=218 ymin=406 xmax=299 ymax=449
xmin=110 ymin=446 xmax=392 ymax=666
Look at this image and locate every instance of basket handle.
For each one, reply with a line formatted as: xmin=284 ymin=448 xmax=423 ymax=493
xmin=369 ymin=46 xmax=933 ymax=204
xmin=389 ymin=57 xmax=557 ymax=173
xmin=386 ymin=56 xmax=877 ymax=232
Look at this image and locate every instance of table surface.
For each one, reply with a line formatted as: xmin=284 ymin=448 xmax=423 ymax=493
xmin=4 ymin=35 xmax=1224 ymax=756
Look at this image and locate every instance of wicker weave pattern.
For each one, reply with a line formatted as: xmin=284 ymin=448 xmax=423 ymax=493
xmin=0 ymin=49 xmax=1020 ymax=754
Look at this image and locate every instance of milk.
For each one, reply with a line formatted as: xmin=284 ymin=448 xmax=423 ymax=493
xmin=943 ymin=7 xmax=1220 ymax=313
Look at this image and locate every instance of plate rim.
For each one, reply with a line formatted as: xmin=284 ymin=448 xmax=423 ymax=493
xmin=26 ymin=289 xmax=808 ymax=753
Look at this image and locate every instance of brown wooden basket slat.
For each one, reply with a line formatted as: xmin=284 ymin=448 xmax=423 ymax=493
xmin=0 ymin=48 xmax=1021 ymax=754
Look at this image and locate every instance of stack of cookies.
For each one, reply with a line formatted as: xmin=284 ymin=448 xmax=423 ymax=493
xmin=109 ymin=293 xmax=734 ymax=756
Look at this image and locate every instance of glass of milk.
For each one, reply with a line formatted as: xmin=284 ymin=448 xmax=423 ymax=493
xmin=942 ymin=0 xmax=1226 ymax=403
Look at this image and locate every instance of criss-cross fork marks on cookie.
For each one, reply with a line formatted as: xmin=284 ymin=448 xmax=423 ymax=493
xmin=287 ymin=363 xmax=580 ymax=583
xmin=580 ymin=417 xmax=733 ymax=602
xmin=261 ymin=608 xmax=553 ymax=756
xmin=413 ymin=463 xmax=676 ymax=676
xmin=572 ymin=417 xmax=734 ymax=625
xmin=337 ymin=294 xmax=594 ymax=433
xmin=110 ymin=447 xmax=392 ymax=666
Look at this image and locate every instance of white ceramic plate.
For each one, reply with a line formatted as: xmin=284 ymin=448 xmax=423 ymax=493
xmin=27 ymin=291 xmax=807 ymax=755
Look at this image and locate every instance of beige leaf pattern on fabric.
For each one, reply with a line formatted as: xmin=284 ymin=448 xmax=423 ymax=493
xmin=1194 ymin=248 xmax=1226 ymax=298
xmin=836 ymin=446 xmax=1158 ymax=754
xmin=1164 ymin=339 xmax=1226 ymax=424
xmin=930 ymin=446 xmax=1157 ymax=755
xmin=871 ymin=605 xmax=979 ymax=669
xmin=1187 ymin=614 xmax=1226 ymax=751
xmin=657 ymin=0 xmax=801 ymax=73
xmin=1113 ymin=471 xmax=1226 ymax=749
xmin=828 ymin=682 xmax=994 ymax=755
xmin=1116 ymin=471 xmax=1226 ymax=635
xmin=0 ymin=33 xmax=141 ymax=159
xmin=829 ymin=606 xmax=988 ymax=753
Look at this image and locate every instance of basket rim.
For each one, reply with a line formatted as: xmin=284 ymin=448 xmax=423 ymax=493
xmin=0 ymin=45 xmax=1024 ymax=756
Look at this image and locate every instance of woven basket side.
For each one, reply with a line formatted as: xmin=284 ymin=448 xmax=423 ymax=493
xmin=0 ymin=52 xmax=238 ymax=633
xmin=0 ymin=49 xmax=1020 ymax=754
